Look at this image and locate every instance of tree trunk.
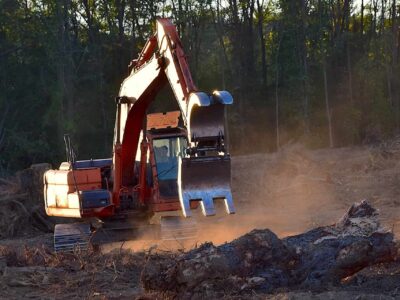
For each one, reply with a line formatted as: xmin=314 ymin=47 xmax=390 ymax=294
xmin=275 ymin=68 xmax=280 ymax=151
xmin=301 ymin=0 xmax=310 ymax=134
xmin=102 ymin=0 xmax=114 ymax=35
xmin=380 ymin=0 xmax=387 ymax=35
xmin=116 ymin=0 xmax=127 ymax=74
xmin=347 ymin=45 xmax=354 ymax=104
xmin=391 ymin=0 xmax=399 ymax=131
xmin=228 ymin=0 xmax=246 ymax=150
xmin=56 ymin=0 xmax=75 ymax=132
xmin=275 ymin=33 xmax=283 ymax=151
xmin=82 ymin=0 xmax=94 ymax=43
xmin=361 ymin=0 xmax=364 ymax=34
xmin=0 ymin=103 xmax=9 ymax=151
xmin=323 ymin=61 xmax=334 ymax=148
xmin=372 ymin=0 xmax=379 ymax=36
xmin=346 ymin=37 xmax=354 ymax=104
xmin=387 ymin=66 xmax=393 ymax=106
xmin=129 ymin=0 xmax=137 ymax=58
xmin=210 ymin=0 xmax=232 ymax=78
xmin=346 ymin=2 xmax=354 ymax=105
xmin=228 ymin=0 xmax=241 ymax=86
xmin=257 ymin=0 xmax=267 ymax=85
xmin=244 ymin=0 xmax=256 ymax=81
xmin=117 ymin=0 xmax=126 ymax=43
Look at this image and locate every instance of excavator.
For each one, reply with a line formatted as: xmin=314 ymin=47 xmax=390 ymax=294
xmin=43 ymin=18 xmax=235 ymax=252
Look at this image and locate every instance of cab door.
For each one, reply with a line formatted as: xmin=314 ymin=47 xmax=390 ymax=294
xmin=151 ymin=136 xmax=186 ymax=198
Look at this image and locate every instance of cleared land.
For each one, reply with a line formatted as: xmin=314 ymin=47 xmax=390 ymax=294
xmin=1 ymin=141 xmax=400 ymax=299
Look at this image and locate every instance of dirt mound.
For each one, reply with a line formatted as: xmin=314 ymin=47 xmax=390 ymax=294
xmin=141 ymin=201 xmax=398 ymax=298
xmin=142 ymin=229 xmax=296 ymax=294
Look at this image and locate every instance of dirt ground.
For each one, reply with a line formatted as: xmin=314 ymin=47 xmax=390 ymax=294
xmin=210 ymin=140 xmax=400 ymax=243
xmin=1 ymin=141 xmax=400 ymax=299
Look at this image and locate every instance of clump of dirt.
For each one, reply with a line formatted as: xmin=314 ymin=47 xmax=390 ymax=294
xmin=141 ymin=201 xmax=398 ymax=299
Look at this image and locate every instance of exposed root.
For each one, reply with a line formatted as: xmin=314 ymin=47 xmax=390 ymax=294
xmin=141 ymin=201 xmax=397 ymax=298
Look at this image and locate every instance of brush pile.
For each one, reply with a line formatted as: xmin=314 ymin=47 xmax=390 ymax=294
xmin=0 ymin=164 xmax=53 ymax=238
xmin=141 ymin=200 xmax=398 ymax=298
xmin=0 ymin=245 xmax=145 ymax=299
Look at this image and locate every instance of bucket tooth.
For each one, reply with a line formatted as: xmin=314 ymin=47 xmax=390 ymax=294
xmin=200 ymin=194 xmax=216 ymax=216
xmin=181 ymin=201 xmax=192 ymax=217
xmin=179 ymin=191 xmax=193 ymax=218
xmin=223 ymin=191 xmax=235 ymax=214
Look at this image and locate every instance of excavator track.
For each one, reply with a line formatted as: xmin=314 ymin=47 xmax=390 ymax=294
xmin=53 ymin=217 xmax=197 ymax=251
xmin=54 ymin=223 xmax=91 ymax=252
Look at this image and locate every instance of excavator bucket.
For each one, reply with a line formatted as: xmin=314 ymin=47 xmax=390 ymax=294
xmin=178 ymin=156 xmax=235 ymax=217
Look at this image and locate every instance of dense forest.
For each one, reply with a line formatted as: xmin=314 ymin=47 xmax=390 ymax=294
xmin=0 ymin=0 xmax=399 ymax=173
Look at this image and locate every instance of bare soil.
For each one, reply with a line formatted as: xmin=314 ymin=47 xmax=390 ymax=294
xmin=1 ymin=141 xmax=400 ymax=299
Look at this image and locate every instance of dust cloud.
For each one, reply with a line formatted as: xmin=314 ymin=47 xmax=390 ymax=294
xmin=102 ymin=142 xmax=400 ymax=252
xmin=195 ymin=144 xmax=344 ymax=245
xmin=103 ymin=144 xmax=351 ymax=253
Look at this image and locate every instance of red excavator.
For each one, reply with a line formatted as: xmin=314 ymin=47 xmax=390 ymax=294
xmin=43 ymin=18 xmax=235 ymax=251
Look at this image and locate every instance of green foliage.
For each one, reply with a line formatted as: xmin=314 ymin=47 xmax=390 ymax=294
xmin=1 ymin=0 xmax=400 ymax=172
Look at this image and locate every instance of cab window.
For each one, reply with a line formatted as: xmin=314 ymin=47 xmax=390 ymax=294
xmin=153 ymin=137 xmax=186 ymax=181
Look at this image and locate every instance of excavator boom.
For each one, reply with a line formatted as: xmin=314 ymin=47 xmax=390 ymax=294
xmin=115 ymin=18 xmax=235 ymax=217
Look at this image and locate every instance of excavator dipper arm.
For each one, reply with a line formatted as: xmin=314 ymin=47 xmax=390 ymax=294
xmin=114 ymin=18 xmax=235 ymax=217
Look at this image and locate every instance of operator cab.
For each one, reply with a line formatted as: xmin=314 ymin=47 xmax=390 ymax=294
xmin=143 ymin=111 xmax=187 ymax=199
xmin=152 ymin=136 xmax=186 ymax=197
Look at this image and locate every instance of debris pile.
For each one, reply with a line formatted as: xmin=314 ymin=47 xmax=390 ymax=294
xmin=0 ymin=201 xmax=398 ymax=299
xmin=0 ymin=246 xmax=145 ymax=298
xmin=141 ymin=201 xmax=398 ymax=298
xmin=0 ymin=164 xmax=53 ymax=238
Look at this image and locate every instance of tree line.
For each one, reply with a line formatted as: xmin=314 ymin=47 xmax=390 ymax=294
xmin=0 ymin=0 xmax=399 ymax=173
